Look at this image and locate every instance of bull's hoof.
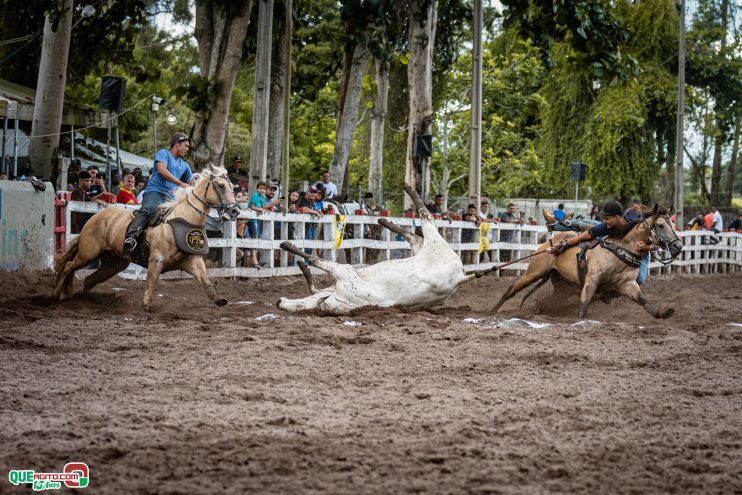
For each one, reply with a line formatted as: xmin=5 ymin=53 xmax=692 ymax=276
xmin=142 ymin=304 xmax=151 ymax=313
xmin=50 ymin=294 xmax=61 ymax=305
xmin=657 ymin=305 xmax=674 ymax=319
xmin=215 ymin=297 xmax=228 ymax=307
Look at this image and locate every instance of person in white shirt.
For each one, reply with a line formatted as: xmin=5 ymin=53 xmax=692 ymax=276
xmin=315 ymin=171 xmax=338 ymax=199
xmin=711 ymin=206 xmax=724 ymax=233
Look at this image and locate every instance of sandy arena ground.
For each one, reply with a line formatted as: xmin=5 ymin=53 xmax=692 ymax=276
xmin=0 ymin=269 xmax=741 ymax=494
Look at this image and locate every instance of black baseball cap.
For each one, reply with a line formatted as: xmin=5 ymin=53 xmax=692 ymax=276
xmin=170 ymin=132 xmax=191 ymax=148
xmin=600 ymin=200 xmax=624 ymax=217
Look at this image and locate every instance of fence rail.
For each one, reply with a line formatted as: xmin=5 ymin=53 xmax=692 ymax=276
xmin=63 ymin=201 xmax=742 ymax=280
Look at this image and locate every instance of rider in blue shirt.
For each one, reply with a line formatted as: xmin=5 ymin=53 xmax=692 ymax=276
xmin=550 ymin=200 xmax=657 ymax=285
xmin=123 ymin=132 xmax=194 ymax=252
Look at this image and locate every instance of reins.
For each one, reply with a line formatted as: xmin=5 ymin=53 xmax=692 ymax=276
xmin=185 ymin=173 xmax=237 ymax=223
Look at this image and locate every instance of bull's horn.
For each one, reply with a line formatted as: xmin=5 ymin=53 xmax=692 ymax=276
xmin=403 ymin=184 xmax=426 ymax=211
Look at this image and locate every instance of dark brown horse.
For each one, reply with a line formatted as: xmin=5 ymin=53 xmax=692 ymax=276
xmin=492 ymin=205 xmax=682 ymax=319
xmin=53 ymin=164 xmax=240 ymax=310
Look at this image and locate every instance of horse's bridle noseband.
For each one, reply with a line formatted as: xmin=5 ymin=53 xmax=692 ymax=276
xmin=643 ymin=213 xmax=681 ymax=265
xmin=187 ymin=173 xmax=239 ymax=223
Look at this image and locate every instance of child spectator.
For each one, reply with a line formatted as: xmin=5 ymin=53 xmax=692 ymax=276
xmin=553 ymin=203 xmax=566 ymax=221
xmin=461 ymin=204 xmax=481 ymax=265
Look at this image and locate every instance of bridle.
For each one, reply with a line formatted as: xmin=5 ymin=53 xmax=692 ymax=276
xmin=642 ymin=213 xmax=681 ymax=265
xmin=186 ymin=173 xmax=238 ymax=223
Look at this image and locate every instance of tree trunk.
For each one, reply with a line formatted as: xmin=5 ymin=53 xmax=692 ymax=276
xmin=710 ymin=131 xmax=723 ymax=205
xmin=29 ymin=0 xmax=73 ymax=179
xmin=192 ymin=0 xmax=254 ymax=168
xmin=405 ymin=0 xmax=437 ymax=209
xmin=329 ymin=44 xmax=369 ymax=199
xmin=440 ymin=112 xmax=450 ymax=210
xmin=368 ymin=59 xmax=389 ymax=204
xmin=725 ymin=115 xmax=740 ymax=206
xmin=659 ymin=130 xmax=674 ymax=207
xmin=266 ymin=3 xmax=288 ymax=182
xmin=709 ymin=0 xmax=729 ymax=206
xmin=249 ymin=0 xmax=275 ymax=189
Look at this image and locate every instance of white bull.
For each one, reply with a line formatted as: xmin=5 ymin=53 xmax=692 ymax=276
xmin=276 ymin=185 xmax=475 ymax=314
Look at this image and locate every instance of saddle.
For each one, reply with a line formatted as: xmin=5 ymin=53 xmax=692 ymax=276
xmin=127 ymin=206 xmax=209 ymax=268
xmin=576 ymin=238 xmax=643 ymax=286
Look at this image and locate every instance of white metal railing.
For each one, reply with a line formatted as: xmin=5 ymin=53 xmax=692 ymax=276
xmin=63 ymin=201 xmax=742 ymax=280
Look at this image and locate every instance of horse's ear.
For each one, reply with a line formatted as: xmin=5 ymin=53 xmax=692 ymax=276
xmin=652 ymin=204 xmax=659 ymax=217
xmin=666 ymin=205 xmax=673 ymax=216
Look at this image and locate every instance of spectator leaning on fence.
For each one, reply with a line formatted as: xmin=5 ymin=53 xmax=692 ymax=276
xmin=461 ymin=204 xmax=482 ymax=265
xmin=428 ymin=194 xmax=445 ymax=215
xmin=70 ymin=171 xmax=108 ymax=234
xmin=298 ymin=187 xmax=323 ymax=254
xmin=498 ymin=203 xmax=523 ymax=262
xmin=116 ymin=173 xmax=138 ymax=205
xmin=728 ymin=213 xmax=742 ymax=232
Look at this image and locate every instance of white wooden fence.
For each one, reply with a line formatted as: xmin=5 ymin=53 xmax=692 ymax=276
xmin=64 ymin=201 xmax=742 ymax=280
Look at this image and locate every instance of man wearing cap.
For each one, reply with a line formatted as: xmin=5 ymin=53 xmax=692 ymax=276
xmin=123 ymin=132 xmax=194 ymax=252
xmin=550 ymin=199 xmax=657 ymax=285
xmin=228 ymin=156 xmax=247 ymax=186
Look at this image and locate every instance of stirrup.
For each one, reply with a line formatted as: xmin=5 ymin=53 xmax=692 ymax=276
xmin=123 ymin=237 xmax=137 ymax=251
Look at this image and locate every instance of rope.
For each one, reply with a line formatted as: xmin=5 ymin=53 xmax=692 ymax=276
xmin=22 ymin=94 xmax=155 ymax=139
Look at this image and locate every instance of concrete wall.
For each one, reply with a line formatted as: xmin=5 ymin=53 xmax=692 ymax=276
xmin=0 ymin=180 xmax=54 ymax=270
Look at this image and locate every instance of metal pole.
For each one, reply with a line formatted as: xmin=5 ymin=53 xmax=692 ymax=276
xmin=674 ymin=0 xmax=686 ymax=228
xmin=281 ymin=0 xmax=292 ymax=211
xmin=70 ymin=125 xmax=75 ymax=161
xmin=105 ymin=110 xmax=111 ymax=188
xmin=13 ymin=116 xmax=18 ymax=177
xmin=152 ymin=103 xmax=157 ymax=157
xmin=575 ymin=180 xmax=579 ymax=203
xmin=468 ymin=0 xmax=483 ymax=209
xmin=1 ymin=117 xmax=6 ymax=175
xmin=114 ymin=119 xmax=122 ymax=182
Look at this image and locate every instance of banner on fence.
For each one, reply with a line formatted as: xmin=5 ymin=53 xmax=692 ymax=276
xmin=478 ymin=223 xmax=490 ymax=254
xmin=0 ymin=181 xmax=55 ymax=270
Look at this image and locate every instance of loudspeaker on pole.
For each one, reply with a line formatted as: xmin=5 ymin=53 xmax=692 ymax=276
xmin=99 ymin=76 xmax=126 ymax=113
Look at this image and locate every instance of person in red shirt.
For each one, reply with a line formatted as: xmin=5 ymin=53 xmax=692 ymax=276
xmin=704 ymin=211 xmax=714 ymax=230
xmin=116 ymin=173 xmax=138 ymax=205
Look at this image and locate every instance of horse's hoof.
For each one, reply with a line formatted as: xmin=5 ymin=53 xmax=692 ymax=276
xmin=142 ymin=304 xmax=151 ymax=313
xmin=657 ymin=305 xmax=674 ymax=319
xmin=215 ymin=298 xmax=228 ymax=307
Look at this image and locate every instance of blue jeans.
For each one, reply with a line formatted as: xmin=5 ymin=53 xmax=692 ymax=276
xmin=636 ymin=253 xmax=650 ymax=286
xmin=553 ymin=219 xmax=600 ymax=231
xmin=304 ymin=224 xmax=317 ymax=255
xmin=139 ymin=190 xmax=170 ymax=217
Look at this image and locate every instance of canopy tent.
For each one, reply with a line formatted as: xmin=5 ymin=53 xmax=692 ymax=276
xmin=70 ymin=133 xmax=152 ymax=177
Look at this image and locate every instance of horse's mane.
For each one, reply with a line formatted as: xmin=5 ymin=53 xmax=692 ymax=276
xmin=160 ymin=164 xmax=230 ymax=209
xmin=636 ymin=203 xmax=669 ymax=218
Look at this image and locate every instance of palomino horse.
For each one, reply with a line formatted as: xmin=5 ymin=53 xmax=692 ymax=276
xmin=53 ymin=164 xmax=240 ymax=310
xmin=492 ymin=205 xmax=683 ymax=319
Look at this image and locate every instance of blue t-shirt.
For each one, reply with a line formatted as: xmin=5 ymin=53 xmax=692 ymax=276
xmin=144 ymin=149 xmax=193 ymax=198
xmin=553 ymin=209 xmax=566 ymax=221
xmin=249 ymin=192 xmax=266 ymax=209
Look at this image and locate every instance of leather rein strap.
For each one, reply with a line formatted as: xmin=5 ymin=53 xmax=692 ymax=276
xmin=597 ymin=240 xmax=643 ymax=268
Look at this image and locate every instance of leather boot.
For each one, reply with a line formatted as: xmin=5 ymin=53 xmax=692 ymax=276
xmin=123 ymin=211 xmax=150 ymax=252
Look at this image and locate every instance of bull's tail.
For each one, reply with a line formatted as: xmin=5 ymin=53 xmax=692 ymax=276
xmin=55 ymin=237 xmax=80 ymax=274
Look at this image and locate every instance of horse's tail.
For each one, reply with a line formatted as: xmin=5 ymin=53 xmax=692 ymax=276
xmin=55 ymin=237 xmax=80 ymax=273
